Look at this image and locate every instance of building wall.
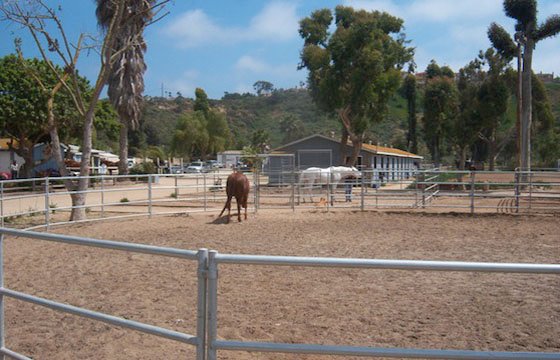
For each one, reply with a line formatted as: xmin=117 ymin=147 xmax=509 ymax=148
xmin=0 ymin=151 xmax=25 ymax=173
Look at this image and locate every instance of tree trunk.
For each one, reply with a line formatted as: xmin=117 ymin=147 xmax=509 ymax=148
xmin=520 ymin=38 xmax=533 ymax=172
xmin=515 ymin=44 xmax=522 ymax=170
xmin=21 ymin=148 xmax=33 ymax=179
xmin=348 ymin=134 xmax=363 ymax=166
xmin=118 ymin=123 xmax=129 ymax=175
xmin=340 ymin=128 xmax=349 ymax=165
xmin=488 ymin=139 xmax=497 ymax=171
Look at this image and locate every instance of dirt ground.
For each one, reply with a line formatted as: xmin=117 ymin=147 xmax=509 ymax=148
xmin=2 ymin=210 xmax=559 ymax=359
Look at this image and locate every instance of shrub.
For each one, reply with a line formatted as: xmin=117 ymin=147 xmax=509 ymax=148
xmin=120 ymin=197 xmax=130 ymax=203
xmin=129 ymin=162 xmax=157 ymax=175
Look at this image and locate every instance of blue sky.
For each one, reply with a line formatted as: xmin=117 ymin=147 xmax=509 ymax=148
xmin=1 ymin=0 xmax=559 ymax=99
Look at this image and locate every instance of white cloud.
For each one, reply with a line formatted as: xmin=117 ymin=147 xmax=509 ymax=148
xmin=167 ymin=69 xmax=200 ymax=97
xmin=234 ymin=55 xmax=297 ymax=77
xmin=344 ymin=0 xmax=502 ymax=23
xmin=163 ymin=2 xmax=299 ymax=48
xmin=235 ymin=56 xmax=269 ymax=73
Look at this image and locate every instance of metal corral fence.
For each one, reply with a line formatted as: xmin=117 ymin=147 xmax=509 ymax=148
xmin=0 ymin=228 xmax=209 ymax=360
xmin=1 ymin=169 xmax=560 ymax=229
xmin=0 ymin=228 xmax=559 ymax=359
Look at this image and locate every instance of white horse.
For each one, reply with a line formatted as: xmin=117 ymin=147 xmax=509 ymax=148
xmin=299 ymin=166 xmax=361 ymax=204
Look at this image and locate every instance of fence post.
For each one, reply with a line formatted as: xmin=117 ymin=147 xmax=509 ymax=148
xmin=45 ymin=178 xmax=50 ymax=230
xmin=174 ymin=175 xmax=178 ymax=198
xmin=470 ymin=171 xmax=475 ymax=215
xmin=196 ymin=249 xmax=208 ymax=360
xmin=0 ymin=233 xmax=3 ymax=360
xmin=326 ymin=171 xmax=331 ymax=211
xmin=514 ymin=170 xmax=520 ymax=213
xmin=207 ymin=250 xmax=218 ymax=360
xmin=291 ymin=167 xmax=296 ymax=212
xmin=360 ymin=170 xmax=365 ymax=211
xmin=528 ymin=171 xmax=533 ymax=211
xmin=421 ymin=172 xmax=426 ymax=209
xmin=253 ymin=169 xmax=258 ymax=213
xmin=203 ymin=173 xmax=207 ymax=212
xmin=148 ymin=175 xmax=153 ymax=218
xmin=1 ymin=182 xmax=4 ymax=228
xmin=101 ymin=175 xmax=105 ymax=219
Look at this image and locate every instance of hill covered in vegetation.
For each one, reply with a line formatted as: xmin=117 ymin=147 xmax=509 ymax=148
xmin=134 ymin=82 xmax=560 ymax=166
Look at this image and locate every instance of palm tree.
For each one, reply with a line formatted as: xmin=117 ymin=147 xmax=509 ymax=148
xmin=96 ymin=0 xmax=154 ymax=175
xmin=488 ymin=0 xmax=560 ymax=172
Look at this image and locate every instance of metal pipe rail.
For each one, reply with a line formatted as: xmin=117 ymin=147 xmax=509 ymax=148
xmin=207 ymin=251 xmax=560 ymax=360
xmin=0 ymin=287 xmax=198 ymax=345
xmin=0 ymin=229 xmax=207 ymax=360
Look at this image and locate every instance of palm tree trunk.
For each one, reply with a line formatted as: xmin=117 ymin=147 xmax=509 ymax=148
xmin=118 ymin=122 xmax=129 ymax=175
xmin=520 ymin=38 xmax=533 ymax=172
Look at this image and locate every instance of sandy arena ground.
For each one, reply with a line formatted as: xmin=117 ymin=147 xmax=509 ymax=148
xmin=2 ymin=210 xmax=559 ymax=359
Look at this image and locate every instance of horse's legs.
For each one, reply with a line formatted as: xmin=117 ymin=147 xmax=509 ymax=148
xmin=236 ymin=196 xmax=242 ymax=222
xmin=243 ymin=196 xmax=248 ymax=220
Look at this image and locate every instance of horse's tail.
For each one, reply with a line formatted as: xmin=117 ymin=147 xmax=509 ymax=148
xmin=219 ymin=196 xmax=232 ymax=217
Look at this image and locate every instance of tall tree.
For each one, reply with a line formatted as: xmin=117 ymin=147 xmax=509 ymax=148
xmin=0 ymin=54 xmax=91 ymax=177
xmin=422 ymin=61 xmax=459 ymax=167
xmin=402 ymin=63 xmax=418 ymax=153
xmin=253 ymin=81 xmax=274 ymax=96
xmin=477 ymin=49 xmax=512 ymax=171
xmin=455 ymin=56 xmax=484 ymax=171
xmin=299 ymin=6 xmax=413 ymax=165
xmin=96 ymin=0 xmax=154 ymax=176
xmin=1 ymin=0 xmax=165 ymax=221
xmin=171 ymin=88 xmax=231 ymax=160
xmin=488 ymin=0 xmax=560 ymax=171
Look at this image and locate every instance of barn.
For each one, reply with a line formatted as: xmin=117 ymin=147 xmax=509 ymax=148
xmin=267 ymin=134 xmax=422 ymax=184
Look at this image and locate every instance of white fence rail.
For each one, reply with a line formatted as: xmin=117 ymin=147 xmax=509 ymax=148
xmin=1 ymin=169 xmax=560 ymax=230
xmin=0 ymin=229 xmax=559 ymax=359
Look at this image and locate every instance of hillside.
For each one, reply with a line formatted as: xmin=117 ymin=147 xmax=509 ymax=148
xmin=137 ymin=83 xmax=560 ymax=161
xmin=139 ymin=88 xmax=412 ymax=151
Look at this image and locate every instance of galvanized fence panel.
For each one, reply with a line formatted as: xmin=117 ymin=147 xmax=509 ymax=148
xmin=0 ymin=228 xmax=207 ymax=360
xmin=207 ymin=251 xmax=560 ymax=360
xmin=1 ymin=169 xmax=560 ymax=230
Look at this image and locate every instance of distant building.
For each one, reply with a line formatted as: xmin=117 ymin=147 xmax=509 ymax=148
xmin=217 ymin=150 xmax=244 ymax=168
xmin=0 ymin=138 xmax=24 ymax=175
xmin=536 ymin=72 xmax=554 ymax=83
xmin=267 ymin=134 xmax=422 ymax=184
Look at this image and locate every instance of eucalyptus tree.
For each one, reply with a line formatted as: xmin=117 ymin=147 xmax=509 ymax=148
xmin=299 ymin=6 xmax=413 ymax=165
xmin=96 ymin=0 xmax=155 ymax=175
xmin=477 ymin=49 xmax=512 ymax=171
xmin=401 ymin=64 xmax=418 ymax=154
xmin=488 ymin=0 xmax=560 ymax=171
xmin=422 ymin=61 xmax=458 ymax=167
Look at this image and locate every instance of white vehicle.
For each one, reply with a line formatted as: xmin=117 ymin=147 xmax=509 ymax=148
xmin=185 ymin=161 xmax=205 ymax=173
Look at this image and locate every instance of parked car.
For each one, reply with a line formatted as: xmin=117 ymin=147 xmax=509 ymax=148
xmin=185 ymin=161 xmax=206 ymax=173
xmin=204 ymin=160 xmax=222 ymax=170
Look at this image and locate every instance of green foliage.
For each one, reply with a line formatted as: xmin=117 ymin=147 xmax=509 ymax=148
xmin=120 ymin=197 xmax=130 ymax=203
xmin=253 ymin=81 xmax=274 ymax=96
xmin=422 ymin=62 xmax=459 ymax=165
xmin=250 ymin=129 xmax=270 ymax=153
xmin=0 ymin=54 xmax=91 ymax=176
xmin=299 ymin=5 xmax=413 ymax=163
xmin=279 ymin=114 xmax=306 ymax=144
xmin=171 ymin=88 xmax=230 ymax=159
xmin=129 ymin=162 xmax=156 ymax=175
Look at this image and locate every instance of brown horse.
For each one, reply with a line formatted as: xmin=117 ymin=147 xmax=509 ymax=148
xmin=218 ymin=171 xmax=250 ymax=223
